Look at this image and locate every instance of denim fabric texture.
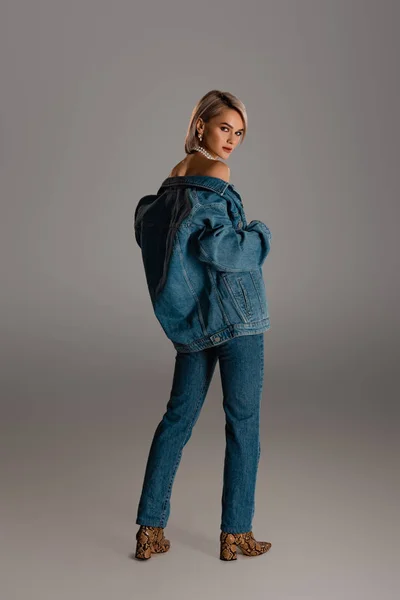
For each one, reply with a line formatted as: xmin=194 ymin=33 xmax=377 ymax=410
xmin=134 ymin=175 xmax=272 ymax=353
xmin=136 ymin=332 xmax=265 ymax=533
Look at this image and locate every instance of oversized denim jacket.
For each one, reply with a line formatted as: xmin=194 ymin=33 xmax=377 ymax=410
xmin=134 ymin=175 xmax=272 ymax=353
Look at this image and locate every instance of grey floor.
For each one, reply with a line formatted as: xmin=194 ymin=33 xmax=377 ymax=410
xmin=1 ymin=357 xmax=398 ymax=600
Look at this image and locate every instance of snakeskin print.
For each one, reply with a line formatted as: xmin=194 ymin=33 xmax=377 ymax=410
xmin=135 ymin=525 xmax=171 ymax=560
xmin=220 ymin=530 xmax=272 ymax=561
xmin=135 ymin=526 xmax=271 ymax=560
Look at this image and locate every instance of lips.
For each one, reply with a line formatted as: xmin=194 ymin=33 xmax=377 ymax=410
xmin=223 ymin=147 xmax=232 ymax=152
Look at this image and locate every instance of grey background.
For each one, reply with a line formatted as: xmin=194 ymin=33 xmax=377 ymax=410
xmin=1 ymin=0 xmax=399 ymax=598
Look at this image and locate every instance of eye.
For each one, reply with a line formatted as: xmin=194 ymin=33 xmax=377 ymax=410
xmin=221 ymin=126 xmax=243 ymax=136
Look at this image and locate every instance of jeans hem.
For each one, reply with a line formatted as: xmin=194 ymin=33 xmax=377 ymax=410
xmin=220 ymin=525 xmax=252 ymax=534
xmin=136 ymin=518 xmax=166 ymax=527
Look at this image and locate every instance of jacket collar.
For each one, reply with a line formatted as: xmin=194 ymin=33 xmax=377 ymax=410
xmin=157 ymin=175 xmax=243 ymax=205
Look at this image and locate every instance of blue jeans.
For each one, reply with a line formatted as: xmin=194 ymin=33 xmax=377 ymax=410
xmin=136 ymin=332 xmax=265 ymax=533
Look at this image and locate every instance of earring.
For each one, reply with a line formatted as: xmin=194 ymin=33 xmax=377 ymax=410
xmin=198 ymin=132 xmax=203 ymax=142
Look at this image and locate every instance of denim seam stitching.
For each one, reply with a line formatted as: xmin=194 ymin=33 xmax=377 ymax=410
xmin=206 ymin=265 xmax=231 ymax=325
xmin=238 ymin=277 xmax=253 ymax=318
xmin=199 ymin=245 xmax=249 ymax=273
xmin=175 ymin=232 xmax=207 ymax=336
xmin=159 ymin=372 xmax=214 ymax=525
xmin=221 ymin=275 xmax=250 ymax=323
xmin=249 ymin=270 xmax=265 ymax=317
xmin=251 ymin=334 xmax=264 ymax=522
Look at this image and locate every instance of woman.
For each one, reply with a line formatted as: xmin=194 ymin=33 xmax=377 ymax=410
xmin=134 ymin=90 xmax=272 ymax=561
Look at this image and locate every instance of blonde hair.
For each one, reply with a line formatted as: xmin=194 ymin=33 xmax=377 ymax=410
xmin=184 ymin=90 xmax=248 ymax=154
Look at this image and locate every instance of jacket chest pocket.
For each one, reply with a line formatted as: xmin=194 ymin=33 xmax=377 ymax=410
xmin=221 ymin=271 xmax=265 ymax=323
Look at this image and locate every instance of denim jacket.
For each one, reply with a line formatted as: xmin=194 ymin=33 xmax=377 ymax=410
xmin=134 ymin=175 xmax=272 ymax=352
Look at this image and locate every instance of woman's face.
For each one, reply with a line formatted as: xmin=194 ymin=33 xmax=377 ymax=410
xmin=197 ymin=108 xmax=244 ymax=159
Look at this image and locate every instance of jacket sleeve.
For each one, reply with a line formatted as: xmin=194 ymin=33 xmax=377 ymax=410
xmin=191 ymin=202 xmax=271 ymax=272
xmin=133 ymin=201 xmax=142 ymax=248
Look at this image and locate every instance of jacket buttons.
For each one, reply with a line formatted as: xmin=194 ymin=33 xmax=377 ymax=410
xmin=212 ymin=335 xmax=221 ymax=343
xmin=237 ymin=220 xmax=242 ymax=228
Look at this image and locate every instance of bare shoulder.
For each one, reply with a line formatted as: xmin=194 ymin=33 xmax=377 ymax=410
xmin=204 ymin=160 xmax=230 ymax=182
xmin=168 ymin=158 xmax=185 ymax=177
xmin=168 ymin=155 xmax=231 ymax=181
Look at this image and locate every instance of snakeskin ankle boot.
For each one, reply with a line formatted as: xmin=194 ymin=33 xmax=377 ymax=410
xmin=135 ymin=525 xmax=171 ymax=560
xmin=220 ymin=530 xmax=272 ymax=561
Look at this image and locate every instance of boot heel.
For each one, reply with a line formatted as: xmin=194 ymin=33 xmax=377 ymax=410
xmin=135 ymin=543 xmax=152 ymax=560
xmin=135 ymin=525 xmax=171 ymax=560
xmin=135 ymin=529 xmax=153 ymax=560
xmin=220 ymin=532 xmax=238 ymax=561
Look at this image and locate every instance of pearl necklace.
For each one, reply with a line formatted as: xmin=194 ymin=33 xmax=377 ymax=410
xmin=193 ymin=145 xmax=219 ymax=160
